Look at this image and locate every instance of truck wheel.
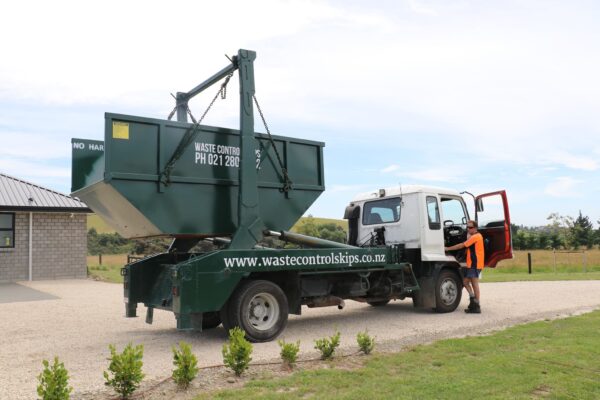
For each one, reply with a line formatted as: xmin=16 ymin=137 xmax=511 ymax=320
xmin=228 ymin=280 xmax=289 ymax=342
xmin=201 ymin=312 xmax=221 ymax=330
xmin=367 ymin=300 xmax=390 ymax=307
xmin=434 ymin=269 xmax=462 ymax=313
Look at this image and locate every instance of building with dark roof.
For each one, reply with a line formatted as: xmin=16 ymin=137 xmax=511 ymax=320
xmin=0 ymin=173 xmax=90 ymax=281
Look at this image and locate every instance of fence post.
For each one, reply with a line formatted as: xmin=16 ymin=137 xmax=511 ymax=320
xmin=528 ymin=252 xmax=532 ymax=274
xmin=99 ymin=254 xmax=102 ymax=265
xmin=583 ymin=251 xmax=587 ymax=273
xmin=553 ymin=249 xmax=556 ymax=273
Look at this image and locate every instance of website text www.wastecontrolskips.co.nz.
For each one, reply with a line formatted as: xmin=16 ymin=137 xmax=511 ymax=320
xmin=223 ymin=252 xmax=387 ymax=269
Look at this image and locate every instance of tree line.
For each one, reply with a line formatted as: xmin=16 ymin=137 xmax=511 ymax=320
xmin=87 ymin=216 xmax=347 ymax=255
xmin=511 ymin=211 xmax=600 ymax=250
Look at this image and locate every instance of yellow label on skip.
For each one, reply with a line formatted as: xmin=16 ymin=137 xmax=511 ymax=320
xmin=112 ymin=121 xmax=130 ymax=140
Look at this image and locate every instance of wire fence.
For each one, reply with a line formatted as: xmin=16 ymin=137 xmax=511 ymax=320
xmin=496 ymin=249 xmax=600 ymax=274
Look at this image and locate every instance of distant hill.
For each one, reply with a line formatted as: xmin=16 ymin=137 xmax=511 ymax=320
xmin=87 ymin=214 xmax=347 ymax=234
xmin=87 ymin=214 xmax=114 ymax=234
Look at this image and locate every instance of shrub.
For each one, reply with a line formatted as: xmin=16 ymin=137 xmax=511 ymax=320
xmin=356 ymin=330 xmax=375 ymax=354
xmin=278 ymin=339 xmax=301 ymax=367
xmin=37 ymin=357 xmax=72 ymax=400
xmin=314 ymin=331 xmax=341 ymax=360
xmin=172 ymin=341 xmax=199 ymax=389
xmin=222 ymin=327 xmax=253 ymax=376
xmin=103 ymin=343 xmax=144 ymax=399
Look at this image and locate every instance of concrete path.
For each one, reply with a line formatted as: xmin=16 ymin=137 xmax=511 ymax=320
xmin=0 ymin=282 xmax=58 ymax=303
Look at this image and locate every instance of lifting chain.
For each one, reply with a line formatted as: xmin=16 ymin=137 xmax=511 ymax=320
xmin=160 ymin=73 xmax=234 ymax=186
xmin=253 ymin=95 xmax=293 ymax=193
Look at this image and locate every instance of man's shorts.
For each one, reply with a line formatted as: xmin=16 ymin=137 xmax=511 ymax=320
xmin=461 ymin=267 xmax=481 ymax=279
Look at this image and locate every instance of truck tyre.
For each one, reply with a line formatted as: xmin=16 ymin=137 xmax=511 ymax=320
xmin=367 ymin=299 xmax=390 ymax=307
xmin=434 ymin=269 xmax=462 ymax=313
xmin=228 ymin=280 xmax=289 ymax=342
xmin=201 ymin=311 xmax=222 ymax=330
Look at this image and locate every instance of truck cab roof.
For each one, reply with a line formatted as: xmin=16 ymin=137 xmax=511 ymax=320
xmin=351 ymin=185 xmax=463 ymax=202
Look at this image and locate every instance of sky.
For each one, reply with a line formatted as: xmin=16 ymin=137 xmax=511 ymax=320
xmin=1 ymin=0 xmax=599 ymax=227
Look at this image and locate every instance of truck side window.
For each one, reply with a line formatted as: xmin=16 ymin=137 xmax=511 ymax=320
xmin=440 ymin=198 xmax=467 ymax=227
xmin=426 ymin=196 xmax=441 ymax=230
xmin=362 ymin=197 xmax=401 ymax=225
xmin=477 ymin=194 xmax=505 ymax=228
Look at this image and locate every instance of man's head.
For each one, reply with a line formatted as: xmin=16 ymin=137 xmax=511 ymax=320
xmin=467 ymin=220 xmax=478 ymax=233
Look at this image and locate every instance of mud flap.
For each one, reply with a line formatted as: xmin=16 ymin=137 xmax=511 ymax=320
xmin=412 ymin=276 xmax=436 ymax=309
xmin=175 ymin=312 xmax=204 ymax=331
xmin=125 ymin=302 xmax=137 ymax=317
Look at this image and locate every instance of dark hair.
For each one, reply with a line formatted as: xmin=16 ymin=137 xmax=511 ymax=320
xmin=467 ymin=220 xmax=478 ymax=228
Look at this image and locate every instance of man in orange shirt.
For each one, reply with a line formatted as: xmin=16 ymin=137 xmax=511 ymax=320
xmin=444 ymin=220 xmax=485 ymax=314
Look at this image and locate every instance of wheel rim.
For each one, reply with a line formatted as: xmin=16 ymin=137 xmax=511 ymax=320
xmin=439 ymin=278 xmax=458 ymax=306
xmin=246 ymin=292 xmax=280 ymax=331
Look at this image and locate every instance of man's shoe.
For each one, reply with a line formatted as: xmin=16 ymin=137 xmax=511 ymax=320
xmin=464 ymin=298 xmax=476 ymax=312
xmin=465 ymin=306 xmax=481 ymax=314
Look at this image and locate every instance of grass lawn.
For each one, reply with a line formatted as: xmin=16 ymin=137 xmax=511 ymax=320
xmin=196 ymin=309 xmax=600 ymax=400
xmin=87 ymin=254 xmax=127 ymax=283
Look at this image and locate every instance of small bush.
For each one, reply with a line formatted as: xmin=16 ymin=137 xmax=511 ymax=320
xmin=172 ymin=341 xmax=199 ymax=389
xmin=356 ymin=330 xmax=375 ymax=354
xmin=314 ymin=331 xmax=341 ymax=360
xmin=222 ymin=327 xmax=253 ymax=376
xmin=103 ymin=343 xmax=144 ymax=399
xmin=278 ymin=339 xmax=301 ymax=367
xmin=37 ymin=357 xmax=72 ymax=400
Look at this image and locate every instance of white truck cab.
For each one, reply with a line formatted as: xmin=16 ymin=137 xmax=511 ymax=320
xmin=344 ymin=185 xmax=513 ymax=310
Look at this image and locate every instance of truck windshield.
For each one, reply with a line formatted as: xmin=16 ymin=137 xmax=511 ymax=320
xmin=362 ymin=197 xmax=401 ymax=225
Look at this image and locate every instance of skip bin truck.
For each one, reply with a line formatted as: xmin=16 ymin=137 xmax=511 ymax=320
xmin=71 ymin=49 xmax=513 ymax=342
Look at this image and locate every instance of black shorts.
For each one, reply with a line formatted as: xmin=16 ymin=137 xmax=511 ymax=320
xmin=461 ymin=267 xmax=481 ymax=279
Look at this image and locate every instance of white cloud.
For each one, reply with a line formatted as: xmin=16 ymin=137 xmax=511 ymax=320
xmin=0 ymin=132 xmax=70 ymax=159
xmin=407 ymin=0 xmax=439 ymax=16
xmin=544 ymin=177 xmax=583 ymax=198
xmin=539 ymin=151 xmax=599 ymax=171
xmin=0 ymin=1 xmax=391 ymax=106
xmin=0 ymin=158 xmax=70 ymax=179
xmin=328 ymin=184 xmax=373 ymax=193
xmin=397 ymin=167 xmax=466 ymax=183
xmin=381 ymin=164 xmax=401 ymax=173
xmin=1 ymin=1 xmax=600 ymax=225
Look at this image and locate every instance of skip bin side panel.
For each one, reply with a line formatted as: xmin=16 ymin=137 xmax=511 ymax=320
xmin=75 ymin=113 xmax=325 ymax=238
xmin=71 ymin=138 xmax=105 ymax=193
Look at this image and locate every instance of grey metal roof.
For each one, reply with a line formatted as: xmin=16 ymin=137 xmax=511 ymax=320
xmin=0 ymin=173 xmax=90 ymax=212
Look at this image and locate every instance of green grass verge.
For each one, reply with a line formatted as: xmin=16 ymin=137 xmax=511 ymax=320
xmin=196 ymin=310 xmax=600 ymax=400
xmin=483 ymin=270 xmax=600 ymax=282
xmin=87 ymin=264 xmax=123 ymax=283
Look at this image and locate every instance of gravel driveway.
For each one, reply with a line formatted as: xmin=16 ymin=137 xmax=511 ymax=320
xmin=2 ymin=279 xmax=600 ymax=399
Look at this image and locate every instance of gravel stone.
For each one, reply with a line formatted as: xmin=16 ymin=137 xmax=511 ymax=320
xmin=1 ymin=279 xmax=600 ymax=399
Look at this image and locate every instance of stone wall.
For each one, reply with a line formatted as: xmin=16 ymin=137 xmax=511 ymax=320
xmin=0 ymin=212 xmax=87 ymax=282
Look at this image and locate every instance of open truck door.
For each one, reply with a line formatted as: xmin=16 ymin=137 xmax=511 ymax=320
xmin=475 ymin=190 xmax=513 ymax=268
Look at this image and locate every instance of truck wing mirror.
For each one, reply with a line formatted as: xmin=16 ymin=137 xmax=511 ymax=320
xmin=476 ymin=198 xmax=484 ymax=212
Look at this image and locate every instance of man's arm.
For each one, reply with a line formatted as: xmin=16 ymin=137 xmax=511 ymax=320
xmin=445 ymin=242 xmax=465 ymax=252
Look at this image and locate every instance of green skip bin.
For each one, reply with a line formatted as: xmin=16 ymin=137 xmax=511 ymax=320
xmin=72 ymin=113 xmax=324 ymax=239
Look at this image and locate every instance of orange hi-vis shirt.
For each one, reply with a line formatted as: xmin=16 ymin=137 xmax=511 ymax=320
xmin=465 ymin=232 xmax=485 ymax=269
